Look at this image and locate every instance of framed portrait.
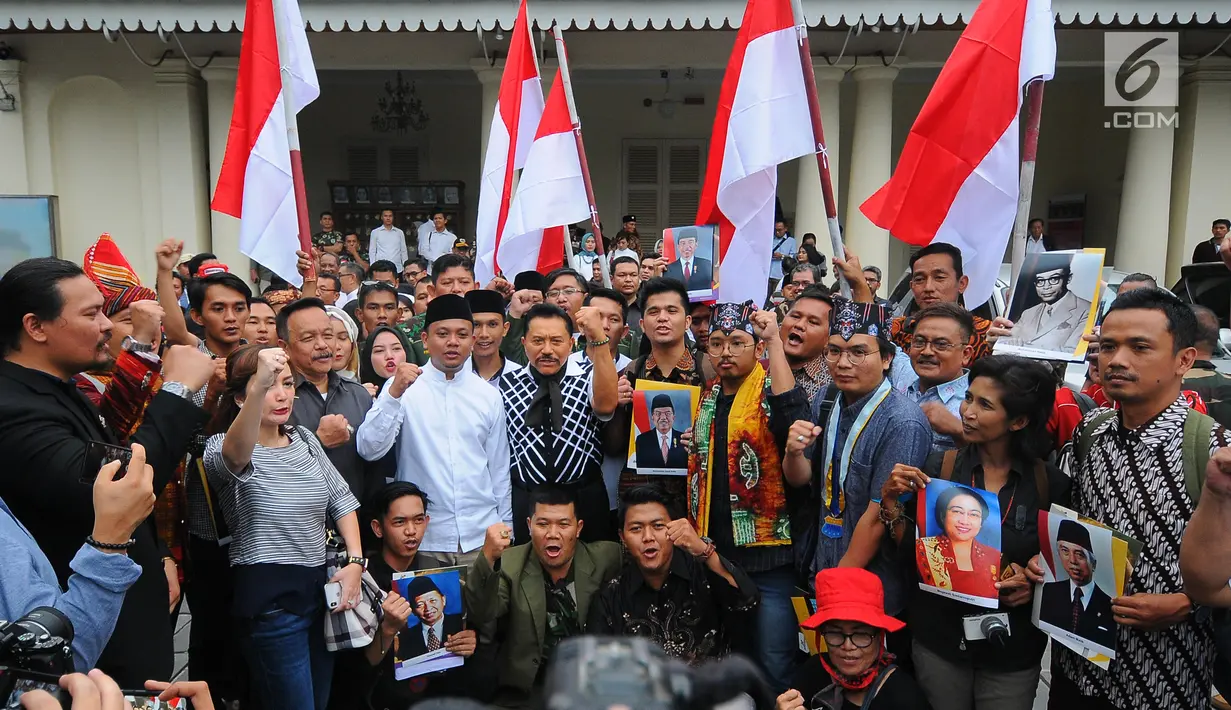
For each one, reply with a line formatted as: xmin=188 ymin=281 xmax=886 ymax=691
xmin=996 ymin=249 xmax=1106 ymax=362
xmin=660 ymin=225 xmax=718 ymax=302
xmin=443 ymin=186 xmax=460 ymax=205
xmin=421 ymin=186 xmax=437 ymax=205
xmin=376 ymin=186 xmax=394 ymax=205
xmin=398 ymin=187 xmax=415 ymax=205
xmin=915 ymin=479 xmax=1003 ymax=608
xmin=332 ymin=185 xmax=350 ymax=204
xmin=391 ymin=565 xmax=467 ymax=680
xmin=1033 ymin=512 xmax=1122 ymax=661
xmin=354 ymin=186 xmax=371 ymax=205
xmin=0 ymin=195 xmax=59 ymax=276
xmin=625 ymin=382 xmax=700 ymax=476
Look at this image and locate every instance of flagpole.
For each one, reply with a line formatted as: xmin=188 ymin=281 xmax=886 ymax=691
xmin=1008 ymin=79 xmax=1046 ymax=303
xmin=790 ymin=0 xmax=850 ymax=299
xmin=269 ymin=0 xmax=315 ymax=277
xmin=552 ymin=26 xmax=612 ymax=289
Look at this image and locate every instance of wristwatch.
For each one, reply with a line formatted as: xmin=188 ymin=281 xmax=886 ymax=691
xmin=161 ymin=381 xmax=193 ymax=400
xmin=696 ymin=536 xmax=716 ymax=560
xmin=121 ymin=335 xmax=155 ymax=354
xmin=346 ymin=556 xmax=368 ymax=569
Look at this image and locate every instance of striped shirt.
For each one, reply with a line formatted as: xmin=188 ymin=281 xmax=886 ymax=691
xmin=203 ymin=428 xmax=360 ymax=567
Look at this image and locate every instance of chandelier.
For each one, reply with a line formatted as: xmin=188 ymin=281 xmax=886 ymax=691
xmin=370 ymin=72 xmax=429 ymax=134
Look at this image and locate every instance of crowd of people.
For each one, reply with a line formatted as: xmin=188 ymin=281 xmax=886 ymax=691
xmin=2 ymin=218 xmax=1231 ymax=710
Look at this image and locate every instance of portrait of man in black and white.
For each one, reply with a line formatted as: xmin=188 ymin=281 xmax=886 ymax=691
xmin=1003 ymin=252 xmax=1097 ymax=355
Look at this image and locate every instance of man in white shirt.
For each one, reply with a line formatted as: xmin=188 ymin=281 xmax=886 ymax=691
xmin=370 ymin=210 xmax=408 ymax=267
xmin=418 ymin=211 xmax=457 ymax=271
xmin=1025 ymin=218 xmax=1050 ymax=254
xmin=356 ymin=294 xmax=511 ymax=566
xmin=336 ymin=263 xmax=364 ymax=308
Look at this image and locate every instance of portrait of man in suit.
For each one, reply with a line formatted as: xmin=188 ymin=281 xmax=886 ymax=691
xmin=634 ymin=393 xmax=689 ymax=471
xmin=1006 ymin=254 xmax=1093 ymax=353
xmin=398 ymin=574 xmax=465 ymax=660
xmin=663 ymin=228 xmax=714 ymax=293
xmin=1039 ymin=520 xmax=1116 ymax=651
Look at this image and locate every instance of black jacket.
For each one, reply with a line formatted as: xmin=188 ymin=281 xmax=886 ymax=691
xmin=397 ymin=613 xmax=465 ymax=661
xmin=634 ymin=428 xmax=689 ymax=469
xmin=1040 ymin=579 xmax=1116 ymax=650
xmin=663 ymin=257 xmax=714 ymax=292
xmin=0 ymin=360 xmax=205 ymax=685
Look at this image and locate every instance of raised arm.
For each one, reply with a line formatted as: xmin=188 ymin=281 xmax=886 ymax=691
xmin=219 ymin=348 xmax=286 ymax=474
xmin=1182 ymin=447 xmax=1231 ymax=606
xmin=154 ymin=239 xmax=199 ymax=347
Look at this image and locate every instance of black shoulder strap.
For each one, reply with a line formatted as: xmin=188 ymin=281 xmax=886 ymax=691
xmin=860 ymin=665 xmax=897 ymax=709
xmin=1033 ymin=460 xmax=1050 ymax=511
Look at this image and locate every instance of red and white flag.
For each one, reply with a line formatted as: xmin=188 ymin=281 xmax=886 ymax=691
xmin=696 ymin=0 xmax=815 ymax=305
xmin=859 ymin=0 xmax=1055 ymax=308
xmin=475 ymin=0 xmax=546 ymax=283
xmin=498 ymin=69 xmax=590 ymax=277
xmin=211 ymin=0 xmax=319 ymax=287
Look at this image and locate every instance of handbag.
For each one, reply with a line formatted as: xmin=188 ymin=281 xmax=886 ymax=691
xmin=291 ymin=425 xmax=387 ymax=651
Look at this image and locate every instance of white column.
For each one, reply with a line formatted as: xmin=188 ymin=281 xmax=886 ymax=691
xmin=844 ymin=65 xmax=899 ymax=275
xmin=1114 ymin=118 xmax=1174 ymax=276
xmin=473 ymin=60 xmax=502 ymax=174
xmin=1166 ymin=58 xmax=1231 ymax=283
xmin=0 ymin=59 xmax=30 ymax=194
xmin=201 ymin=60 xmax=246 ymax=274
xmin=154 ymin=60 xmax=211 ymax=257
xmin=794 ymin=63 xmax=844 ymax=262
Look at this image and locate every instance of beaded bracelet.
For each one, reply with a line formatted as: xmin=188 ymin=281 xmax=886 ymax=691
xmin=86 ymin=535 xmax=137 ymax=551
xmin=877 ymin=501 xmax=905 ymax=530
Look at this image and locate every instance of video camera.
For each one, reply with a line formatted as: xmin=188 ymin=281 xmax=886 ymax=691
xmin=0 ymin=606 xmax=74 ymax=708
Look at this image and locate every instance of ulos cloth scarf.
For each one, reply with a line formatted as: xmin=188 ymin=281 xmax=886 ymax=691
xmin=688 ymin=363 xmax=790 ymax=548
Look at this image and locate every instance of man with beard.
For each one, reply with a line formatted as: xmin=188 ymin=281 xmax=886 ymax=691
xmin=1004 ymin=255 xmax=1093 ymax=353
xmin=499 ymin=303 xmax=617 ymax=543
xmin=589 ymin=485 xmax=757 ymax=663
xmin=465 ymin=487 xmax=621 ymax=708
xmin=781 ymin=286 xmax=833 ymax=404
xmin=0 ymin=257 xmax=209 ymax=686
xmin=358 ymin=295 xmax=511 ymax=566
xmin=468 ymin=289 xmax=522 ymax=385
xmin=783 ymin=299 xmax=932 ymax=658
xmin=280 ymin=298 xmax=384 ymax=505
xmin=891 ymin=303 xmax=974 ymax=452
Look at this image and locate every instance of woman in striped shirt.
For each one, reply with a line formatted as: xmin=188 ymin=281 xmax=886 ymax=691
xmin=204 ymin=344 xmax=364 ymax=710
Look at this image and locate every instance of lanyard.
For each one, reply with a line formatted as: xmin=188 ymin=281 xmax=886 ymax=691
xmin=820 ymin=378 xmax=892 ymax=538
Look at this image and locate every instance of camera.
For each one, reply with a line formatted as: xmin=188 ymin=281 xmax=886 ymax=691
xmin=542 ymin=637 xmax=774 ymax=710
xmin=962 ymin=612 xmax=1011 ymax=648
xmin=0 ymin=607 xmax=74 ymax=709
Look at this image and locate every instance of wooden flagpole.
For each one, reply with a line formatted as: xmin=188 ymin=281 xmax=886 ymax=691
xmin=789 ymin=0 xmax=850 ymax=299
xmin=1007 ymin=79 xmax=1047 ymax=303
xmin=269 ymin=0 xmax=315 ymax=278
xmin=552 ymin=25 xmax=612 ymax=289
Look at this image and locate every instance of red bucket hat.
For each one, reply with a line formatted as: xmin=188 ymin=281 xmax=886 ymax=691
xmin=801 ymin=568 xmax=904 ymax=633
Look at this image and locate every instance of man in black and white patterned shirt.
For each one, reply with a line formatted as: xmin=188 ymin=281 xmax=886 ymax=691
xmin=500 ymin=303 xmax=618 ymax=543
xmin=1029 ymin=287 xmax=1230 ymax=710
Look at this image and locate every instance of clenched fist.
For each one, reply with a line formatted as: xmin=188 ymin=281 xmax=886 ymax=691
xmin=128 ymin=300 xmax=165 ymax=346
xmin=317 ymin=414 xmax=351 ymax=448
xmin=573 ymin=306 xmax=606 ymax=344
xmin=161 ymin=345 xmax=215 ymax=393
xmin=388 ymin=363 xmax=422 ymax=398
xmin=482 ymin=522 xmax=514 ymax=566
xmin=155 ymin=239 xmax=185 ymax=273
xmin=379 ymin=590 xmax=413 ymax=635
xmin=786 ymin=420 xmax=821 ymax=456
xmin=617 ymin=375 xmax=634 ymax=405
xmin=508 ymin=290 xmax=542 ymax=319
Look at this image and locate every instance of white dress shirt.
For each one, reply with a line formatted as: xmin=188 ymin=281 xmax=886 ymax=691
xmin=419 ymin=228 xmax=457 ymax=270
xmin=369 ymin=225 xmax=408 ymax=267
xmin=1070 ymin=578 xmax=1096 ymax=610
xmin=355 ymin=362 xmax=512 ymax=554
xmin=336 ymin=288 xmax=358 ymax=308
xmin=421 ymin=619 xmax=445 ymax=648
xmin=1025 ymin=236 xmax=1047 ymax=254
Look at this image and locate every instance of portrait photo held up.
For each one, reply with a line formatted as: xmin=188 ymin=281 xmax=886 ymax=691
xmin=915 ymin=479 xmax=1003 ymax=608
xmin=391 ymin=565 xmax=467 ymax=680
xmin=660 ymin=225 xmax=718 ymax=301
xmin=996 ymin=249 xmax=1105 ymax=361
xmin=1033 ymin=514 xmax=1123 ymax=661
xmin=626 ymin=382 xmax=700 ymax=476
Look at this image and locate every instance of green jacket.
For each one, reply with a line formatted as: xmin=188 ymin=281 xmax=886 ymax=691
xmin=464 ymin=540 xmax=622 ymax=701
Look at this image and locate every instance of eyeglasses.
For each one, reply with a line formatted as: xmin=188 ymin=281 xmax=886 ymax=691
xmin=1034 ymin=275 xmax=1065 ymax=287
xmin=706 ymin=341 xmax=751 ymax=357
xmin=788 ymin=280 xmax=813 ymax=288
xmin=546 ymin=288 xmax=583 ymax=299
xmin=824 ymin=346 xmax=873 ymax=365
xmin=909 ymin=336 xmax=960 ymax=353
xmin=819 ymin=630 xmax=877 ymax=649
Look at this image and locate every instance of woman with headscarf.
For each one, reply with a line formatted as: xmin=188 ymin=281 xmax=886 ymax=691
xmin=572 ymin=233 xmax=601 ymax=274
xmin=779 ymin=568 xmax=930 ymax=710
xmin=325 ymin=306 xmax=361 ymax=382
xmin=359 ymin=325 xmax=412 ymax=396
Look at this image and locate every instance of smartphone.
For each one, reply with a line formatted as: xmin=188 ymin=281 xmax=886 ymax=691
xmin=324 ymin=581 xmax=343 ymax=610
xmin=124 ymin=691 xmax=182 ymax=709
xmin=80 ymin=441 xmax=133 ymax=483
xmin=0 ymin=666 xmax=68 ymax=709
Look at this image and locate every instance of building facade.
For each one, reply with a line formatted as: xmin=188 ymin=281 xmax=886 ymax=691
xmin=1 ymin=1 xmax=1229 ymax=286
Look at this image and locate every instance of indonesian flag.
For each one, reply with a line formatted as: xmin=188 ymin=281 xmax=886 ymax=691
xmin=498 ymin=69 xmax=590 ymax=276
xmin=475 ymin=0 xmax=546 ymax=283
xmin=696 ymin=0 xmax=815 ymax=305
xmin=859 ymin=0 xmax=1056 ymax=308
xmin=211 ymin=0 xmax=319 ymax=288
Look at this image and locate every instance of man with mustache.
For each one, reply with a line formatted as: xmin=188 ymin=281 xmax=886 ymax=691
xmin=588 ymin=485 xmax=757 ymax=663
xmin=1028 ymin=287 xmax=1230 ymax=710
xmin=465 ymin=487 xmax=621 ymax=707
xmin=1039 ymin=520 xmax=1115 ymax=650
xmin=358 ymin=295 xmax=511 ymax=566
xmin=467 ymin=289 xmax=522 ymax=385
xmin=0 ymin=257 xmax=208 ymax=686
xmin=281 ymin=298 xmax=385 ymax=504
xmin=499 ymin=302 xmax=618 ymax=543
xmin=885 ymin=243 xmax=997 ymax=362
xmin=892 ymin=303 xmax=974 ymax=452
